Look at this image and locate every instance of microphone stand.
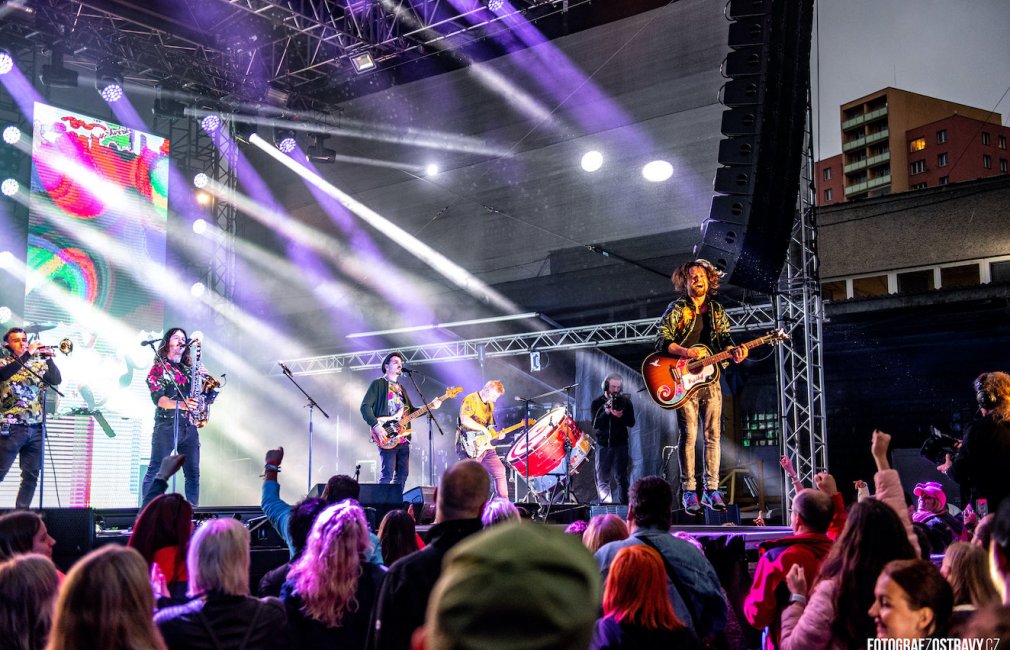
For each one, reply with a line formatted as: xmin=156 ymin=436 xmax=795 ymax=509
xmin=5 ymin=350 xmax=64 ymax=508
xmin=514 ymin=383 xmax=578 ymax=514
xmin=404 ymin=369 xmax=446 ymax=487
xmin=277 ymin=364 xmax=330 ymax=494
xmin=145 ymin=341 xmax=189 ymax=497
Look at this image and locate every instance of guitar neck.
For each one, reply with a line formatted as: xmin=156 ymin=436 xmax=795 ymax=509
xmin=693 ymin=335 xmax=771 ymax=368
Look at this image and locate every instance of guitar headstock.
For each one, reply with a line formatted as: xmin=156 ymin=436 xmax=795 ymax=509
xmin=442 ymin=386 xmax=463 ymax=400
xmin=767 ymin=328 xmax=789 ymax=345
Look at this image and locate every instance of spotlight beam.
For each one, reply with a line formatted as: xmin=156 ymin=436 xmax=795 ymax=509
xmin=250 ymin=134 xmax=519 ymax=314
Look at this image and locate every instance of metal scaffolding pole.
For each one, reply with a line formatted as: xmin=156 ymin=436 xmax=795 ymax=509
xmin=776 ymin=96 xmax=828 ymax=510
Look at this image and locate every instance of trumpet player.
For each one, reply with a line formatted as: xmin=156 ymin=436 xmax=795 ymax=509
xmin=142 ymin=327 xmax=205 ymax=506
xmin=0 ymin=327 xmax=63 ymax=508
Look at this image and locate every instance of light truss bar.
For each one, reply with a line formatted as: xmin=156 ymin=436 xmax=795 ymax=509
xmin=274 ymin=304 xmax=776 ymax=376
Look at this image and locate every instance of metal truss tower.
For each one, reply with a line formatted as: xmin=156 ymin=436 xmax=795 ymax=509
xmin=775 ymin=99 xmax=828 ymax=507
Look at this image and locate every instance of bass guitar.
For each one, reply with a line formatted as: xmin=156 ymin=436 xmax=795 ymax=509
xmin=372 ymin=386 xmax=462 ymax=450
xmin=641 ymin=329 xmax=787 ymax=409
xmin=458 ymin=419 xmax=536 ymax=459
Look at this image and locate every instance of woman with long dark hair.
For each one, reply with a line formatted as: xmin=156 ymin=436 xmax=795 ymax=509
xmin=869 ymin=559 xmax=954 ymax=639
xmin=0 ymin=510 xmax=55 ymax=561
xmin=0 ymin=554 xmax=60 ymax=650
xmin=781 ymin=431 xmax=919 ymax=650
xmin=377 ymin=509 xmax=422 ymax=567
xmin=591 ymin=544 xmax=700 ymax=649
xmin=128 ymin=492 xmax=193 ymax=604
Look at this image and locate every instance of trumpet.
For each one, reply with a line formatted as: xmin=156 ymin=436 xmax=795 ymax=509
xmin=35 ymin=338 xmax=74 ymax=357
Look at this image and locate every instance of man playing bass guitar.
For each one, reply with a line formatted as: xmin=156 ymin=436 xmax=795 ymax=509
xmin=656 ymin=259 xmax=747 ymax=515
xmin=455 ymin=380 xmax=509 ymax=499
xmin=360 ymin=351 xmax=442 ymax=486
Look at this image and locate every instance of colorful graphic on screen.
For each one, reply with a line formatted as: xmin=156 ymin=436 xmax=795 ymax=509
xmin=0 ymin=101 xmax=171 ymax=508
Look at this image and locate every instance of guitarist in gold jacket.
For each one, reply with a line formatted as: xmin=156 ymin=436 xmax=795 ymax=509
xmin=656 ymin=259 xmax=747 ymax=515
xmin=360 ymin=352 xmax=441 ymax=485
xmin=455 ymin=380 xmax=508 ymax=498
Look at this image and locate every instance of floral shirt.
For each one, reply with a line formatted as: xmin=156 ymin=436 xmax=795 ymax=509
xmin=655 ymin=296 xmax=735 ymax=368
xmin=147 ymin=360 xmax=192 ymax=419
xmin=0 ymin=355 xmax=62 ymax=426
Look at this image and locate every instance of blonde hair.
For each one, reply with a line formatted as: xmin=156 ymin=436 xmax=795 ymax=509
xmin=944 ymin=541 xmax=999 ymax=608
xmin=583 ymin=514 xmax=629 ymax=554
xmin=483 ymin=380 xmax=504 ymax=394
xmin=187 ymin=518 xmax=250 ymax=597
xmin=287 ymin=501 xmax=370 ymax=628
xmin=47 ymin=545 xmax=167 ymax=650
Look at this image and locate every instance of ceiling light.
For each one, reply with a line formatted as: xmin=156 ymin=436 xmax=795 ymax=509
xmin=1 ymin=178 xmax=19 ymax=196
xmin=0 ymin=50 xmax=13 ymax=75
xmin=39 ymin=49 xmax=78 ymax=88
xmin=192 ymin=218 xmax=208 ymax=234
xmin=580 ymin=151 xmax=603 ymax=172
xmin=2 ymin=126 xmax=20 ymax=145
xmin=193 ymin=173 xmax=209 ymax=188
xmin=642 ymin=160 xmax=673 ymax=182
xmin=95 ymin=59 xmax=124 ymax=102
xmin=274 ymin=128 xmax=297 ymax=153
xmin=425 ymin=163 xmax=439 ymax=176
xmin=201 ymin=114 xmax=222 ymax=133
xmin=350 ymin=51 xmax=376 ymax=74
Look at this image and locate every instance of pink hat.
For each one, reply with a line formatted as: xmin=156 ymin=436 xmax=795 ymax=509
xmin=913 ymin=481 xmax=946 ymax=510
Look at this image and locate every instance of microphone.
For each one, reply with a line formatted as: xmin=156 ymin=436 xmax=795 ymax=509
xmin=182 ymin=338 xmax=198 ymax=349
xmin=278 ymin=361 xmax=292 ymax=374
xmin=140 ymin=338 xmax=161 ymax=347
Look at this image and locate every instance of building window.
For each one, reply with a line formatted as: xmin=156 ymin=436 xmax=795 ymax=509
xmin=992 ymin=261 xmax=1010 ymax=283
xmin=937 ymin=129 xmax=948 ymax=144
xmin=982 ymin=132 xmax=991 ymax=145
xmin=910 ymin=159 xmax=927 ymax=175
xmin=897 ymin=269 xmax=935 ymax=294
xmin=1001 ymin=158 xmax=1008 ymax=173
xmin=937 ymin=152 xmax=948 ymax=167
xmin=999 ymin=135 xmax=1007 ymax=150
xmin=940 ymin=264 xmax=980 ymax=288
xmin=983 ymin=154 xmax=992 ymax=169
xmin=823 ymin=167 xmax=832 ymax=181
xmin=823 ymin=188 xmax=833 ymax=202
xmin=911 ymin=182 xmax=928 ymax=190
xmin=909 ymin=137 xmax=926 ymax=152
xmin=852 ymin=275 xmax=889 ymax=298
xmin=821 ymin=280 xmax=847 ymax=301
xmin=939 ymin=176 xmax=949 ymax=185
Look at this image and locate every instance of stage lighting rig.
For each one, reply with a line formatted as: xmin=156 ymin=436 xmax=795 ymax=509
xmin=153 ymin=82 xmax=186 ymax=118
xmin=274 ymin=127 xmax=297 ymax=153
xmin=306 ymin=133 xmax=336 ymax=163
xmin=349 ymin=51 xmax=376 ymax=74
xmin=233 ymin=120 xmax=257 ymax=144
xmin=95 ymin=59 xmax=124 ymax=102
xmin=39 ymin=49 xmax=78 ymax=88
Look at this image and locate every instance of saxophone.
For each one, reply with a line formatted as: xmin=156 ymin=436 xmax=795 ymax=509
xmin=187 ymin=340 xmax=213 ymax=428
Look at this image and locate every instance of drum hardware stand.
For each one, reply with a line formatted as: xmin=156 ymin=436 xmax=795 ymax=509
xmin=515 ymin=384 xmax=580 ymax=517
xmin=277 ymin=362 xmax=330 ymax=493
xmin=403 ymin=368 xmax=447 ymax=487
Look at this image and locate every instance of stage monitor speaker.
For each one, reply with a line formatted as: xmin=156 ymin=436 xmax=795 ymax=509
xmin=41 ymin=508 xmax=96 ymax=572
xmin=589 ymin=504 xmax=629 ymax=520
xmin=403 ymin=486 xmax=436 ymax=525
xmin=359 ymin=483 xmax=403 ymax=505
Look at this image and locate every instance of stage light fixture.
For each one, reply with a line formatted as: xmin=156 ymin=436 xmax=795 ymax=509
xmin=2 ymin=126 xmax=20 ymax=144
xmin=0 ymin=50 xmax=13 ymax=75
xmin=190 ymin=281 xmax=206 ymax=297
xmin=487 ymin=0 xmax=504 ymax=11
xmin=0 ymin=252 xmax=14 ymax=270
xmin=580 ymin=150 xmax=603 ymax=172
xmin=39 ymin=49 xmax=78 ymax=88
xmin=642 ymin=160 xmax=673 ymax=182
xmin=200 ymin=114 xmax=222 ymax=133
xmin=192 ymin=218 xmax=208 ymax=234
xmin=153 ymin=82 xmax=186 ymax=118
xmin=95 ymin=60 xmax=124 ymax=102
xmin=425 ymin=163 xmax=439 ymax=176
xmin=274 ymin=128 xmax=297 ymax=154
xmin=1 ymin=178 xmax=18 ymax=196
xmin=195 ymin=191 xmax=211 ymax=206
xmin=306 ymin=133 xmax=336 ymax=163
xmin=234 ymin=121 xmax=257 ymax=143
xmin=350 ymin=51 xmax=376 ymax=74
xmin=193 ymin=172 xmax=209 ymax=188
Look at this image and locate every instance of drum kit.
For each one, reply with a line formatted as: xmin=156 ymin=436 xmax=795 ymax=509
xmin=504 ymin=405 xmax=592 ymax=503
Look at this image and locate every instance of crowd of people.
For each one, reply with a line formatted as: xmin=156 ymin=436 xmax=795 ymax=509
xmin=2 ymin=425 xmax=1010 ymax=650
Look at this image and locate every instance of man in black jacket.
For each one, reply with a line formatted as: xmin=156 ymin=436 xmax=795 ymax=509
xmin=366 ymin=459 xmax=489 ymax=650
xmin=590 ymin=374 xmax=636 ymax=504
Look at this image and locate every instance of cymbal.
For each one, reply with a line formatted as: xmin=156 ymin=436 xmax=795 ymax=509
xmin=23 ymin=322 xmax=56 ymax=334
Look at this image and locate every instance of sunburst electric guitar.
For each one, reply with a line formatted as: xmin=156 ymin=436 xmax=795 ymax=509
xmin=641 ymin=329 xmax=788 ymax=409
xmin=458 ymin=419 xmax=536 ymax=459
xmin=372 ymin=387 xmax=463 ymax=450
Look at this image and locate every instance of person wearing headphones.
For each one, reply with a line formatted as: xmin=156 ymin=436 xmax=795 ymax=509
xmin=0 ymin=327 xmax=62 ymax=508
xmin=591 ymin=374 xmax=636 ymax=504
xmin=360 ymin=352 xmax=441 ymax=486
xmin=940 ymin=371 xmax=1010 ymax=514
xmin=655 ymin=259 xmax=747 ymax=516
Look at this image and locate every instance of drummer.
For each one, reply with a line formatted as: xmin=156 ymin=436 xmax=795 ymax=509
xmin=456 ymin=380 xmax=508 ymax=499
